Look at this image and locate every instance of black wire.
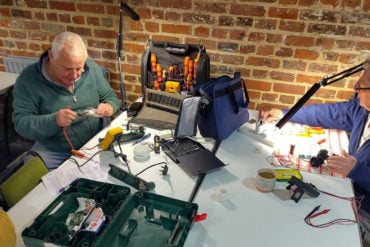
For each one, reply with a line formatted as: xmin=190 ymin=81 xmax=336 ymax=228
xmin=68 ymin=150 xmax=167 ymax=177
xmin=305 ymin=217 xmax=357 ymax=228
xmin=67 ymin=149 xmax=103 ymax=170
xmin=135 ymin=161 xmax=167 ymax=176
xmin=303 ymin=187 xmax=361 ymax=228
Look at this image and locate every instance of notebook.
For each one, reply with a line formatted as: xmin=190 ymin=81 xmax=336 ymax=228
xmin=163 ymin=97 xmax=226 ymax=176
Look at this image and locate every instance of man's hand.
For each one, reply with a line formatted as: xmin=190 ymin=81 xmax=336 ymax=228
xmin=327 ymin=150 xmax=357 ymax=177
xmin=56 ymin=107 xmax=77 ymax=127
xmin=96 ymin=103 xmax=114 ymax=117
xmin=263 ymin=108 xmax=283 ymax=123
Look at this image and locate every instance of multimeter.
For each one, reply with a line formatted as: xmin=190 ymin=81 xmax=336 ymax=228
xmin=154 ymin=135 xmax=160 ymax=153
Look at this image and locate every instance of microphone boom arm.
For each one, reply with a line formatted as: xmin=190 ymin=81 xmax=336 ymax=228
xmin=276 ymin=62 xmax=364 ymax=129
xmin=116 ymin=2 xmax=140 ymax=111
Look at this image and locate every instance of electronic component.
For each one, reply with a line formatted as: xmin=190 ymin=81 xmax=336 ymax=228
xmin=77 ymin=107 xmax=100 ymax=117
xmin=154 ymin=135 xmax=160 ymax=153
xmin=108 ymin=164 xmax=155 ymax=191
xmin=100 ymin=127 xmax=123 ymax=150
xmin=127 ymin=122 xmax=144 ymax=132
xmin=119 ymin=131 xmax=144 ymax=143
xmin=286 ymin=176 xmax=320 ymax=203
xmin=154 ymin=129 xmax=173 ymax=140
xmin=310 ymin=149 xmax=329 ymax=167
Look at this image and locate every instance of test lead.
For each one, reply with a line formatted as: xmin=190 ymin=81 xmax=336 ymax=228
xmin=305 ymin=205 xmax=321 ymax=219
xmin=71 ymin=149 xmax=85 ymax=158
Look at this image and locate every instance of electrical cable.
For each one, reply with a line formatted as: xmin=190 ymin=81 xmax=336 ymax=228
xmin=303 ymin=186 xmax=363 ymax=228
xmin=68 ymin=149 xmax=168 ymax=177
xmin=63 ymin=127 xmax=75 ymax=150
xmin=68 ymin=149 xmax=103 ymax=170
xmin=135 ymin=161 xmax=168 ymax=176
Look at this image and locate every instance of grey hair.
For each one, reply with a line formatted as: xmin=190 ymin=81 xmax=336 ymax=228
xmin=51 ymin=32 xmax=87 ymax=60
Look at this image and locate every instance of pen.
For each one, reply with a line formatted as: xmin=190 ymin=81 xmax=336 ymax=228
xmin=58 ymin=178 xmax=79 ymax=193
xmin=132 ymin=133 xmax=151 ymax=145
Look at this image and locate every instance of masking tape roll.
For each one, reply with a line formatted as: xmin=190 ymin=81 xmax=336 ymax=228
xmin=133 ymin=144 xmax=151 ymax=162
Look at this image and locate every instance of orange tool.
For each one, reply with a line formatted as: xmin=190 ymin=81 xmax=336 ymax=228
xmin=184 ymin=56 xmax=190 ymax=76
xmin=156 ymin=63 xmax=162 ymax=82
xmin=153 ymin=80 xmax=160 ymax=90
xmin=151 ymin=53 xmax=157 ymax=72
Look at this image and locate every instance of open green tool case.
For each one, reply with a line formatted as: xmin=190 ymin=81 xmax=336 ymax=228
xmin=22 ymin=178 xmax=198 ymax=247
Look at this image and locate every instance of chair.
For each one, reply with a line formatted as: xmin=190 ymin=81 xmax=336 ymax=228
xmin=0 ymin=55 xmax=37 ymax=169
xmin=0 ymin=151 xmax=48 ymax=210
xmin=0 ymin=85 xmax=34 ymax=169
xmin=0 ymin=86 xmax=14 ymax=163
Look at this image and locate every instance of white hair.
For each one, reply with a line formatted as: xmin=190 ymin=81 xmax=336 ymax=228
xmin=51 ymin=32 xmax=87 ymax=60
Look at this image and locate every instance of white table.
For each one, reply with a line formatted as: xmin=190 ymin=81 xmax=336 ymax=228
xmin=7 ymin=111 xmax=200 ymax=247
xmin=0 ymin=71 xmax=18 ymax=93
xmin=185 ymin=130 xmax=360 ymax=247
xmin=7 ymin=110 xmax=362 ymax=247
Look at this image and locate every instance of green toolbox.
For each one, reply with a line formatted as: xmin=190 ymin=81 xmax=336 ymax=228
xmin=22 ymin=178 xmax=198 ymax=247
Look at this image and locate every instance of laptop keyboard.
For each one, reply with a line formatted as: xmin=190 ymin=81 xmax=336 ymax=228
xmin=163 ymin=138 xmax=203 ymax=163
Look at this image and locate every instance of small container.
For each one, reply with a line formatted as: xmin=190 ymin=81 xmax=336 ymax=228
xmin=256 ymin=168 xmax=277 ymax=192
xmin=217 ymin=188 xmax=230 ymax=202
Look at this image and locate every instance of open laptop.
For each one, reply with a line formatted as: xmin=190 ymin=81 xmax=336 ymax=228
xmin=162 ymin=97 xmax=226 ymax=176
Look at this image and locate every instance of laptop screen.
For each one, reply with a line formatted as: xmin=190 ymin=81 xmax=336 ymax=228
xmin=174 ymin=97 xmax=201 ymax=139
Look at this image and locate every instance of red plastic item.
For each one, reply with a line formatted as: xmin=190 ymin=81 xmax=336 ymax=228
xmin=194 ymin=213 xmax=207 ymax=222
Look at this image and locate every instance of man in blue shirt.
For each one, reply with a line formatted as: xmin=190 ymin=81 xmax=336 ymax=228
xmin=264 ymin=58 xmax=370 ymax=244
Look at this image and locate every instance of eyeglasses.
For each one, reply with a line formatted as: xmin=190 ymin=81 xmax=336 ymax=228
xmin=354 ymin=80 xmax=370 ymax=91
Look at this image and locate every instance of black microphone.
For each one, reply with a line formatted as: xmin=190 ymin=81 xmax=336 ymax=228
xmin=276 ymin=62 xmax=364 ymax=129
xmin=276 ymin=83 xmax=321 ymax=129
xmin=121 ymin=2 xmax=140 ymax=21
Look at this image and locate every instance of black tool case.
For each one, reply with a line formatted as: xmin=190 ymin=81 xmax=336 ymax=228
xmin=21 ymin=178 xmax=198 ymax=247
xmin=129 ymin=40 xmax=210 ymax=129
xmin=140 ymin=39 xmax=210 ymax=96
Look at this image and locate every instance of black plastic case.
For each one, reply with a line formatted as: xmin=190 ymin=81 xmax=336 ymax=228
xmin=22 ymin=178 xmax=198 ymax=247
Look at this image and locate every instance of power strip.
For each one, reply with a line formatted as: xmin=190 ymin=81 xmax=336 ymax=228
xmin=237 ymin=125 xmax=275 ymax=147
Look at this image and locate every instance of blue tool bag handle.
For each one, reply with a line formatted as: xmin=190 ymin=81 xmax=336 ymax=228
xmin=198 ymin=72 xmax=249 ymax=113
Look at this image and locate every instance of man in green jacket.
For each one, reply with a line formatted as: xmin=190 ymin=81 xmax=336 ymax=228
xmin=12 ymin=31 xmax=120 ymax=169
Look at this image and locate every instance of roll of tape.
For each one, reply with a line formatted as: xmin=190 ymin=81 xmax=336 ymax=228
xmin=133 ymin=144 xmax=151 ymax=162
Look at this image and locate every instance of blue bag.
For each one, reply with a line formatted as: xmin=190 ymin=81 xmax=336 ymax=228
xmin=196 ymin=72 xmax=249 ymax=140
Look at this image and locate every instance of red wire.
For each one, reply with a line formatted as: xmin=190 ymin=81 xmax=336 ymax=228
xmin=63 ymin=127 xmax=75 ymax=150
xmin=63 ymin=127 xmax=88 ymax=160
xmin=304 ymin=188 xmax=362 ymax=228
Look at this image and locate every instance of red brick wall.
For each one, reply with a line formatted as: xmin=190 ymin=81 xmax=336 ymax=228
xmin=0 ymin=0 xmax=369 ymax=110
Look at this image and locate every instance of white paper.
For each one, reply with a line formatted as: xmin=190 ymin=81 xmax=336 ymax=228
xmin=42 ymin=159 xmax=109 ymax=195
